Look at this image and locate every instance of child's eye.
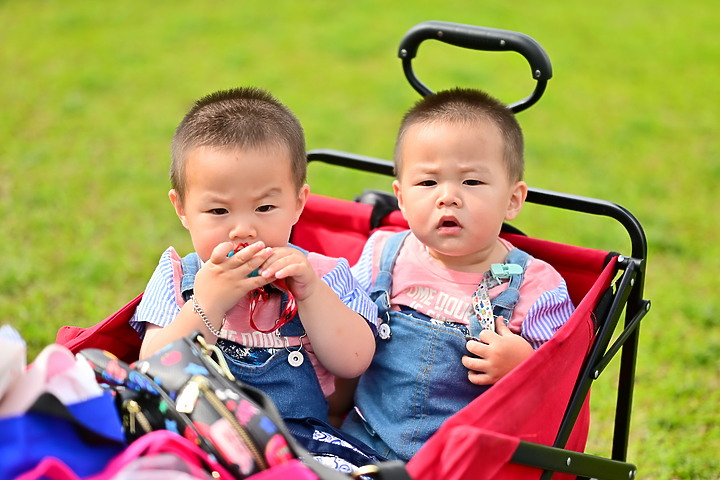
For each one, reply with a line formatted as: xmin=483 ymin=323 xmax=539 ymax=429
xmin=256 ymin=204 xmax=275 ymax=213
xmin=463 ymin=179 xmax=484 ymax=186
xmin=417 ymin=180 xmax=437 ymax=187
xmin=208 ymin=208 xmax=228 ymax=215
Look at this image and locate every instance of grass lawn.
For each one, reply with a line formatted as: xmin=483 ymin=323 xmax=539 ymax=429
xmin=1 ymin=1 xmax=718 ymax=478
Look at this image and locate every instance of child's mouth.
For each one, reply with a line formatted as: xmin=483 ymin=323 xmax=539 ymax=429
xmin=437 ymin=217 xmax=461 ymax=232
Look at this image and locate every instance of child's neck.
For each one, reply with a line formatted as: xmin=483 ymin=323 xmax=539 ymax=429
xmin=426 ymin=239 xmax=508 ymax=274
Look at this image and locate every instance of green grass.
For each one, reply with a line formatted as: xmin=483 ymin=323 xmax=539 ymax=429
xmin=1 ymin=1 xmax=718 ymax=478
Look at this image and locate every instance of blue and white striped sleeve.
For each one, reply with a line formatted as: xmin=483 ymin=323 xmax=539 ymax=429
xmin=350 ymin=232 xmax=379 ymax=295
xmin=129 ymin=248 xmax=182 ymax=337
xmin=323 ymin=257 xmax=379 ymax=334
xmin=521 ymin=279 xmax=575 ymax=350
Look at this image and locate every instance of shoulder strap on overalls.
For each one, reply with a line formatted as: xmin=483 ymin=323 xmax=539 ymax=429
xmin=492 ymin=247 xmax=531 ymax=323
xmin=180 ymin=252 xmax=202 ymax=302
xmin=369 ymin=230 xmax=411 ymax=320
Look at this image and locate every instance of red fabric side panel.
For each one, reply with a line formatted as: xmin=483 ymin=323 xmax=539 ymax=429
xmin=55 ymin=293 xmax=143 ymax=364
xmin=500 ymin=233 xmax=609 ymax=307
xmin=408 ymin=258 xmax=617 ymax=480
xmin=407 ymin=427 xmax=521 ymax=480
xmin=291 ymin=194 xmax=377 ymax=264
xmin=378 ymin=210 xmax=410 ymax=230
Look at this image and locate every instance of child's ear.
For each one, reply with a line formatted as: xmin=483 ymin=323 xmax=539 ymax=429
xmin=291 ymin=184 xmax=311 ymax=224
xmin=392 ymin=180 xmax=406 ymax=215
xmin=168 ymin=189 xmax=189 ymax=229
xmin=505 ymin=181 xmax=528 ymax=221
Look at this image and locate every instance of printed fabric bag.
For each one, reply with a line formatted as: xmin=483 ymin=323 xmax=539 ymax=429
xmin=80 ymin=331 xmax=412 ymax=480
xmin=79 ymin=331 xmax=300 ymax=479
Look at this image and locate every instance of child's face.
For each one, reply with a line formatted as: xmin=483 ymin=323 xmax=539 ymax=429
xmin=169 ymin=144 xmax=309 ymax=262
xmin=393 ymin=120 xmax=527 ymax=269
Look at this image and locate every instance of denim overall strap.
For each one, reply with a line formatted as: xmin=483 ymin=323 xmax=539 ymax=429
xmin=180 ymin=252 xmax=202 ymax=302
xmin=491 ymin=247 xmax=531 ymax=323
xmin=369 ymin=230 xmax=411 ymax=319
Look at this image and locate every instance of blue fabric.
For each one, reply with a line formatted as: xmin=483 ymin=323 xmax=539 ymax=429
xmin=285 ymin=417 xmax=385 ymax=468
xmin=489 ymin=247 xmax=531 ymax=326
xmin=0 ymin=392 xmax=125 ymax=478
xmin=345 ymin=307 xmax=493 ymax=461
xmin=218 ymin=335 xmax=329 ymax=421
xmin=343 ymin=231 xmax=528 ymax=461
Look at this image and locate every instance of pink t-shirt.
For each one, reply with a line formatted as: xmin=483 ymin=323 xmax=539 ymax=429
xmin=352 ymin=231 xmax=574 ymax=348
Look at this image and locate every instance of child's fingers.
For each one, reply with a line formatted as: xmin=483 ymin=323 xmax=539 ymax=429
xmin=464 ymin=356 xmax=496 ymax=385
xmin=494 ymin=316 xmax=511 ymax=335
xmin=210 ymin=240 xmax=264 ymax=263
xmin=210 ymin=241 xmax=238 ymax=262
xmin=258 ymin=247 xmax=305 ymax=279
xmin=466 ymin=338 xmax=487 ymax=357
xmin=467 ymin=370 xmax=494 ymax=386
xmin=462 ymin=353 xmax=485 ymax=370
xmin=243 ymin=246 xmax=274 ymax=278
xmin=262 ymin=256 xmax=302 ymax=279
xmin=477 ymin=328 xmax=499 ymax=345
xmin=464 ymin=355 xmax=501 ymax=385
xmin=223 ymin=241 xmax=265 ymax=264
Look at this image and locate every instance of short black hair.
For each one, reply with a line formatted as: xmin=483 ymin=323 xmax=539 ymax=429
xmin=394 ymin=88 xmax=524 ymax=181
xmin=170 ymin=87 xmax=306 ymax=200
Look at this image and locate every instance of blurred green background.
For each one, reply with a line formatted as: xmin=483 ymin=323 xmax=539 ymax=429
xmin=1 ymin=1 xmax=718 ymax=478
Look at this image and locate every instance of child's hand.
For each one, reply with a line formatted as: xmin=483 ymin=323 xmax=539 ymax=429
xmin=193 ymin=241 xmax=273 ymax=318
xmin=462 ymin=316 xmax=534 ymax=386
xmin=257 ymin=246 xmax=319 ymax=301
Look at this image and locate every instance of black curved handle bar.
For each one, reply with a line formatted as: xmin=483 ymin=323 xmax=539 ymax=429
xmin=398 ymin=21 xmax=553 ymax=113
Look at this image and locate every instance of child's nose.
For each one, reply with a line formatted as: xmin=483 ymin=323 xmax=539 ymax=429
xmin=436 ymin=184 xmax=461 ymax=208
xmin=229 ymin=219 xmax=256 ymax=241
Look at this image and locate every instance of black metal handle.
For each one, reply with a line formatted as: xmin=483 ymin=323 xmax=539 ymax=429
xmin=398 ymin=21 xmax=552 ymax=113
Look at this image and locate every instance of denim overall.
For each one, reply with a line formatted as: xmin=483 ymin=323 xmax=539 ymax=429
xmin=181 ymin=252 xmax=386 ymax=466
xmin=342 ymin=231 xmax=530 ymax=461
xmin=180 ymin=252 xmax=328 ymax=422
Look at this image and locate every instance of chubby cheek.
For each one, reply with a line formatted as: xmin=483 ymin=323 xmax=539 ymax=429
xmin=400 ymin=197 xmax=432 ymax=229
xmin=189 ymin=230 xmax=225 ymax=262
xmin=405 ymin=212 xmax=434 ymax=237
xmin=191 ymin=240 xmax=214 ymax=263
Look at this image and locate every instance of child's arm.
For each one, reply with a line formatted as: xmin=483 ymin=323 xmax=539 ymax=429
xmin=461 ymin=316 xmax=534 ymax=385
xmin=260 ymin=247 xmax=376 ymax=379
xmin=140 ymin=242 xmax=273 ymax=359
xmin=327 ymin=377 xmax=361 ymax=428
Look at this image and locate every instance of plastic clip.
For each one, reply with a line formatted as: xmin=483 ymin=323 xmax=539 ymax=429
xmin=490 ymin=263 xmax=524 ymax=281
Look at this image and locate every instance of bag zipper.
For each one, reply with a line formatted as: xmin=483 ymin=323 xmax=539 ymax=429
xmin=184 ymin=375 xmax=268 ymax=471
xmin=123 ymin=399 xmax=153 ymax=436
